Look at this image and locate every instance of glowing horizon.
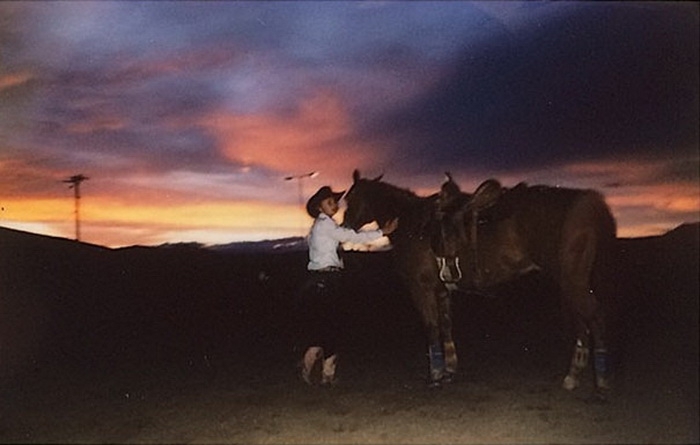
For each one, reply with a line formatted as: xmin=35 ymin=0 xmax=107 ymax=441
xmin=1 ymin=163 xmax=697 ymax=248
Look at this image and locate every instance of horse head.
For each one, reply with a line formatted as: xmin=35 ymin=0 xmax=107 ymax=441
xmin=342 ymin=169 xmax=387 ymax=230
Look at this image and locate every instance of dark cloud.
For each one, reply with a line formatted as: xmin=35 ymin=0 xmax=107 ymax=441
xmin=368 ymin=2 xmax=699 ymax=174
xmin=22 ymin=56 xmax=232 ymax=172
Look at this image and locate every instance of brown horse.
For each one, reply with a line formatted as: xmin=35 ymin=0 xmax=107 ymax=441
xmin=342 ymin=170 xmax=617 ymax=393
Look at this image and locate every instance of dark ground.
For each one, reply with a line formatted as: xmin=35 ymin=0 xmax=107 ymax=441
xmin=0 ymin=223 xmax=698 ymax=444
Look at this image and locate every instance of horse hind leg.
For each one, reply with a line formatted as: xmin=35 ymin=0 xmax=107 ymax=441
xmin=589 ymin=309 xmax=611 ymax=391
xmin=559 ymin=283 xmax=610 ymax=392
xmin=560 ymin=223 xmax=598 ymax=391
xmin=563 ymin=335 xmax=590 ymax=390
xmin=442 ymin=340 xmax=457 ymax=382
xmin=560 ymin=202 xmax=613 ymax=393
xmin=562 ymin=318 xmax=611 ymax=396
xmin=562 ymin=286 xmax=599 ymax=391
xmin=594 ymin=347 xmax=610 ymax=390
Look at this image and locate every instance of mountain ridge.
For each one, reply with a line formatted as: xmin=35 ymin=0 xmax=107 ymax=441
xmin=1 ymin=222 xmax=697 ymax=253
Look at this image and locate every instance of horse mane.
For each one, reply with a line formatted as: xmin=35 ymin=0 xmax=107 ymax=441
xmin=370 ymin=178 xmax=420 ymax=202
xmin=358 ymin=176 xmax=435 ymax=236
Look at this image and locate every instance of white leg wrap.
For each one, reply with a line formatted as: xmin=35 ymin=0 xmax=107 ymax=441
xmin=322 ymin=354 xmax=337 ymax=385
xmin=302 ymin=346 xmax=323 ymax=385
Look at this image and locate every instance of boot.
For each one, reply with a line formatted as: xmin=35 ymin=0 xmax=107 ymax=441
xmin=321 ymin=354 xmax=338 ymax=386
xmin=301 ymin=346 xmax=323 ymax=385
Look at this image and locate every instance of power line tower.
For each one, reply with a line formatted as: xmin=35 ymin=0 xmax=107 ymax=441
xmin=63 ymin=174 xmax=89 ymax=241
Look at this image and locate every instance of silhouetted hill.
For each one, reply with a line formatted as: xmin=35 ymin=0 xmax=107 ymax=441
xmin=0 ymin=225 xmax=110 ymax=255
xmin=617 ymin=222 xmax=699 ymax=297
xmin=209 ymin=237 xmax=307 ymax=253
xmin=1 ymin=223 xmax=697 ymax=381
xmin=0 ymin=226 xmax=305 ymax=377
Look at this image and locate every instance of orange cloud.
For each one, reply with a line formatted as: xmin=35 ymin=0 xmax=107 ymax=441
xmin=606 ymin=183 xmax=699 ymax=214
xmin=0 ymin=157 xmax=72 ymax=198
xmin=605 ymin=182 xmax=699 ymax=237
xmin=201 ymin=90 xmax=384 ymax=180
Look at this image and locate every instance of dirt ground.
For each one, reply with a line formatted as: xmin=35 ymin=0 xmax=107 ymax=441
xmin=1 ymin=228 xmax=698 ymax=444
xmin=1 ymin=313 xmax=697 ymax=445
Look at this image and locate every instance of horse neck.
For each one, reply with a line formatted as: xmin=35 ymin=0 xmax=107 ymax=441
xmin=374 ymin=183 xmax=432 ymax=239
xmin=373 ymin=182 xmax=418 ymax=215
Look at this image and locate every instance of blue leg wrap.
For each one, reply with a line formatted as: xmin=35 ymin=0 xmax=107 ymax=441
xmin=429 ymin=343 xmax=445 ymax=375
xmin=594 ymin=348 xmax=608 ymax=376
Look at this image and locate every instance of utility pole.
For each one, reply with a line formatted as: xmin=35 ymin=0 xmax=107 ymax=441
xmin=284 ymin=171 xmax=318 ymax=234
xmin=63 ymin=174 xmax=89 ymax=241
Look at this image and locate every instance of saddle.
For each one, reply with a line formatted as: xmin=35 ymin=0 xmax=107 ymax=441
xmin=430 ymin=174 xmax=505 ymax=287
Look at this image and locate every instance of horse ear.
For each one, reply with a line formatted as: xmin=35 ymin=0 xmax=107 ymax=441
xmin=373 ymin=173 xmax=384 ymax=182
xmin=353 ymin=169 xmax=361 ymax=183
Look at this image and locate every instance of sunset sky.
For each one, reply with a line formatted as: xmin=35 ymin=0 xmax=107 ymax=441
xmin=1 ymin=1 xmax=698 ymax=248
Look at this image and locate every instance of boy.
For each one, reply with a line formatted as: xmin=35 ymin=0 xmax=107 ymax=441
xmin=299 ymin=185 xmax=397 ymax=385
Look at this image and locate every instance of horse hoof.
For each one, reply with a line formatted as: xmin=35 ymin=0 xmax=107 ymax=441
xmin=441 ymin=372 xmax=455 ymax=384
xmin=587 ymin=389 xmax=609 ymax=404
xmin=427 ymin=379 xmax=442 ymax=389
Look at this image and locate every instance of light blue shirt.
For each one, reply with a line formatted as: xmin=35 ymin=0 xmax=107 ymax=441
xmin=307 ymin=213 xmax=384 ymax=271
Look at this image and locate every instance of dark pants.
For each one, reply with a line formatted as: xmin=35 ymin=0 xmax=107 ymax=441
xmin=297 ymin=270 xmax=345 ymax=358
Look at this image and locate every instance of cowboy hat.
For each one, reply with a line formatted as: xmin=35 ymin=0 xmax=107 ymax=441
xmin=306 ymin=186 xmax=345 ymax=218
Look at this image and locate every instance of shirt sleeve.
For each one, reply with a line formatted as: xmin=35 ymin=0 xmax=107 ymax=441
xmin=319 ymin=216 xmax=384 ymax=244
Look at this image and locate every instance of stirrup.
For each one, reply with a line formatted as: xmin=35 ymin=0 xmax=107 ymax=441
xmin=436 ymin=256 xmax=462 ymax=283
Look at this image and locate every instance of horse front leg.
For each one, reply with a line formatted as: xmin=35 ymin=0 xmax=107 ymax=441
xmin=438 ymin=287 xmax=458 ymax=380
xmin=425 ymin=288 xmax=458 ymax=386
xmin=411 ymin=256 xmax=453 ymax=386
xmin=427 ymin=324 xmax=446 ymax=385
